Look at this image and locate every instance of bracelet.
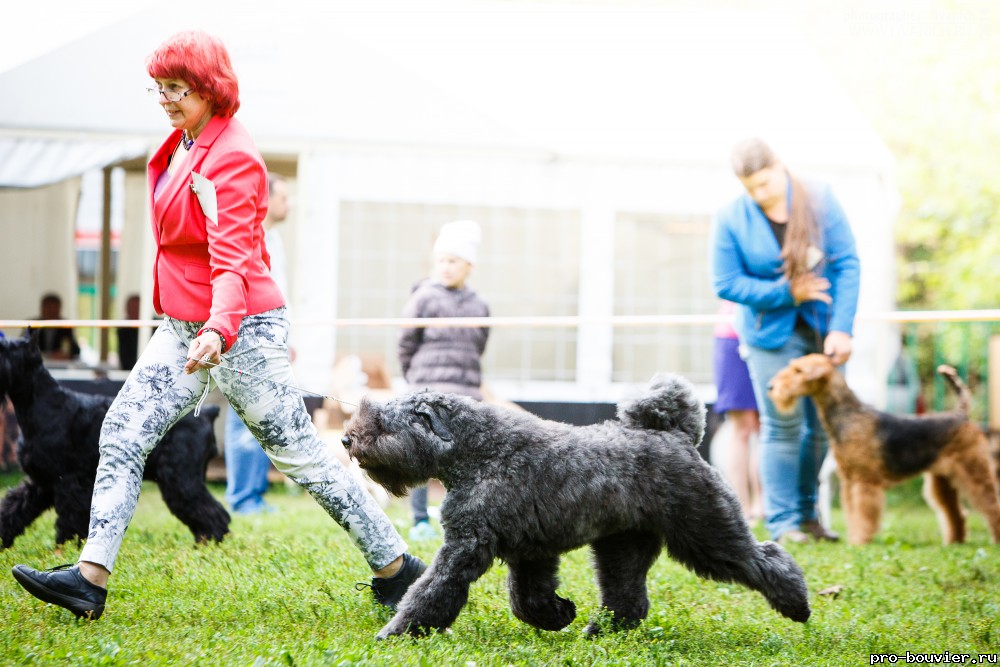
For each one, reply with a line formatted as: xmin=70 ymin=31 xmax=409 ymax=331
xmin=199 ymin=327 xmax=227 ymax=353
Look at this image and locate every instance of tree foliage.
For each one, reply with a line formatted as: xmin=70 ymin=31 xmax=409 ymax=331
xmin=810 ymin=1 xmax=1000 ymax=309
xmin=780 ymin=0 xmax=1000 ymax=407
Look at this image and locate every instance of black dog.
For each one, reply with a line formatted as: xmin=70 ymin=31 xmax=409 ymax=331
xmin=0 ymin=332 xmax=230 ymax=548
xmin=343 ymin=375 xmax=810 ymax=638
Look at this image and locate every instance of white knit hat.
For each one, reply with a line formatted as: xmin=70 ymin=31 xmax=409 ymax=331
xmin=433 ymin=220 xmax=481 ymax=265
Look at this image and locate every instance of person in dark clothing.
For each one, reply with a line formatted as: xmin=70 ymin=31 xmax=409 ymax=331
xmin=0 ymin=331 xmax=22 ymax=471
xmin=28 ymin=293 xmax=81 ymax=360
xmin=115 ymin=295 xmax=141 ymax=371
xmin=398 ymin=220 xmax=490 ymax=540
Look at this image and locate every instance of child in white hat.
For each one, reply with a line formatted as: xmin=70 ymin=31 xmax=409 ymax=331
xmin=398 ymin=221 xmax=490 ymax=540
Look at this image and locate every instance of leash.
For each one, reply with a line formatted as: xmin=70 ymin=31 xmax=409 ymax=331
xmin=178 ymin=354 xmax=359 ymax=416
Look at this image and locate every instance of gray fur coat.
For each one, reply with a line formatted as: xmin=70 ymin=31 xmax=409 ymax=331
xmin=398 ymin=280 xmax=489 ymax=399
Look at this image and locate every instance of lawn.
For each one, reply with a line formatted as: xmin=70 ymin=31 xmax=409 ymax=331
xmin=1 ymin=471 xmax=996 ymax=667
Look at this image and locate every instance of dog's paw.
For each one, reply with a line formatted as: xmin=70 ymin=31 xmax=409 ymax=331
xmin=375 ymin=624 xmax=407 ymax=640
xmin=582 ymin=606 xmax=643 ymax=637
xmin=512 ymin=594 xmax=577 ymax=631
xmin=376 ymin=615 xmax=436 ymax=640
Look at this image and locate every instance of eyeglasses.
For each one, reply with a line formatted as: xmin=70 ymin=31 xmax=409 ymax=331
xmin=146 ymin=87 xmax=195 ymax=103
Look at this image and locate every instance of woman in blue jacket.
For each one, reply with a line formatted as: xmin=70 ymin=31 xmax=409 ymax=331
xmin=711 ymin=138 xmax=860 ymax=545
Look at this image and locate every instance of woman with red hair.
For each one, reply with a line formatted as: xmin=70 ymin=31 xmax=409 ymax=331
xmin=12 ymin=30 xmax=426 ymax=620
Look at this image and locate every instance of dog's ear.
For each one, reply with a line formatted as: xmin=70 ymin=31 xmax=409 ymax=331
xmin=414 ymin=400 xmax=453 ymax=441
xmin=795 ymin=357 xmax=830 ymax=382
xmin=357 ymin=395 xmax=372 ymax=417
xmin=356 ymin=396 xmax=383 ymax=430
xmin=200 ymin=405 xmax=221 ymax=422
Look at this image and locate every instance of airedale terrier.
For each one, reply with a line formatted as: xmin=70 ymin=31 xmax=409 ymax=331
xmin=768 ymin=354 xmax=1000 ymax=545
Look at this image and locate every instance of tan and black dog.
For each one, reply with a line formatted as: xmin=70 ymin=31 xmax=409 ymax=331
xmin=768 ymin=354 xmax=1000 ymax=545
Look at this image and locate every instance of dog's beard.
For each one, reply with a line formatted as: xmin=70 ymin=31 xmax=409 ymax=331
xmin=349 ymin=431 xmax=437 ymax=498
xmin=773 ymin=398 xmax=796 ymax=413
xmin=359 ymin=454 xmax=434 ymax=497
xmin=768 ymin=390 xmax=799 ymax=414
xmin=363 ymin=466 xmax=419 ymax=498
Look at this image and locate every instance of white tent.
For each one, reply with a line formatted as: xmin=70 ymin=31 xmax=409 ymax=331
xmin=0 ymin=1 xmax=898 ymax=403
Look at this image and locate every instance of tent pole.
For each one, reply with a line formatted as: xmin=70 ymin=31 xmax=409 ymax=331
xmin=99 ymin=166 xmax=113 ymax=363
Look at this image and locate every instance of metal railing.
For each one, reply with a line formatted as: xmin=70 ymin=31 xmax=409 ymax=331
xmin=4 ymin=309 xmax=1000 ymax=425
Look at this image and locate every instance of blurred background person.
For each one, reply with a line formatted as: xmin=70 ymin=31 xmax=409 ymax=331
xmin=224 ymin=173 xmax=292 ymax=515
xmin=711 ymin=137 xmax=859 ymax=545
xmin=398 ymin=220 xmax=490 ymax=541
xmin=115 ymin=294 xmax=141 ymax=371
xmin=27 ymin=293 xmax=80 ymax=360
xmin=0 ymin=331 xmax=22 ymax=472
xmin=712 ymin=299 xmax=762 ymax=524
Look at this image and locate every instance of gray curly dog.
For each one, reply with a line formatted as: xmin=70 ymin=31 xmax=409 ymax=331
xmin=342 ymin=373 xmax=811 ymax=638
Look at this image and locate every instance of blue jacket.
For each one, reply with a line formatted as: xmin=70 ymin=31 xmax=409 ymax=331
xmin=711 ymin=179 xmax=860 ymax=350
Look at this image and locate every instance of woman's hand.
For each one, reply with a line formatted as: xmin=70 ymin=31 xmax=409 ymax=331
xmin=790 ymin=273 xmax=832 ymax=305
xmin=184 ymin=331 xmax=223 ymax=374
xmin=824 ymin=331 xmax=853 ymax=366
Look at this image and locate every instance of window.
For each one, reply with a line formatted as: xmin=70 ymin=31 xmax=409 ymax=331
xmin=336 ymin=202 xmax=580 ymax=383
xmin=613 ymin=213 xmax=715 ymax=384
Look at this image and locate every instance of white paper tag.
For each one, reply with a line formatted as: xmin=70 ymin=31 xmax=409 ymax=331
xmin=190 ymin=171 xmax=218 ymax=225
xmin=806 ymin=245 xmax=824 ymax=270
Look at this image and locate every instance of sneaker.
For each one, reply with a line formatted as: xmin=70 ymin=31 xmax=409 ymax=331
xmin=12 ymin=564 xmax=107 ymax=620
xmin=408 ymin=520 xmax=438 ymax=542
xmin=232 ymin=500 xmax=277 ymax=515
xmin=801 ymin=519 xmax=840 ymax=542
xmin=778 ymin=529 xmax=810 ymax=546
xmin=368 ymin=553 xmax=428 ymax=610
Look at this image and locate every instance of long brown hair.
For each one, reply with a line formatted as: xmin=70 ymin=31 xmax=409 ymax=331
xmin=730 ymin=138 xmax=820 ymax=279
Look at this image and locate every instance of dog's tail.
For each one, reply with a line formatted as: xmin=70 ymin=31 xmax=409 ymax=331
xmin=937 ymin=365 xmax=971 ymax=415
xmin=617 ymin=373 xmax=706 ymax=446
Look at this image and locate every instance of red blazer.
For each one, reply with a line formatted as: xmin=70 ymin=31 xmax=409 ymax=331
xmin=147 ymin=115 xmax=284 ymax=352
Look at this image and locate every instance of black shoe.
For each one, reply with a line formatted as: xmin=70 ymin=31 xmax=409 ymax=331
xmin=12 ymin=564 xmax=107 ymax=620
xmin=366 ymin=553 xmax=427 ymax=611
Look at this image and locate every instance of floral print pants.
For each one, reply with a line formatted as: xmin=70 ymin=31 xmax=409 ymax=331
xmin=79 ymin=307 xmax=407 ymax=571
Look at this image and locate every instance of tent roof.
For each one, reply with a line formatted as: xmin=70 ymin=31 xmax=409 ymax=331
xmin=0 ymin=0 xmax=891 ymax=169
xmin=0 ymin=137 xmax=147 ymax=189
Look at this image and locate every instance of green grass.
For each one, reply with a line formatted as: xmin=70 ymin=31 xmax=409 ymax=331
xmin=1 ymin=472 xmax=996 ymax=666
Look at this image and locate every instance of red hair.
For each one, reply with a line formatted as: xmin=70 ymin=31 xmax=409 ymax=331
xmin=146 ymin=30 xmax=240 ymax=118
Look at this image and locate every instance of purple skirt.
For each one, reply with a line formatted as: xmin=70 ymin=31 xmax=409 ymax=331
xmin=713 ymin=336 xmax=758 ymax=413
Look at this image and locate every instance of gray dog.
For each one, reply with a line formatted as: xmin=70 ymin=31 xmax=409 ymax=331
xmin=342 ymin=374 xmax=810 ymax=638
